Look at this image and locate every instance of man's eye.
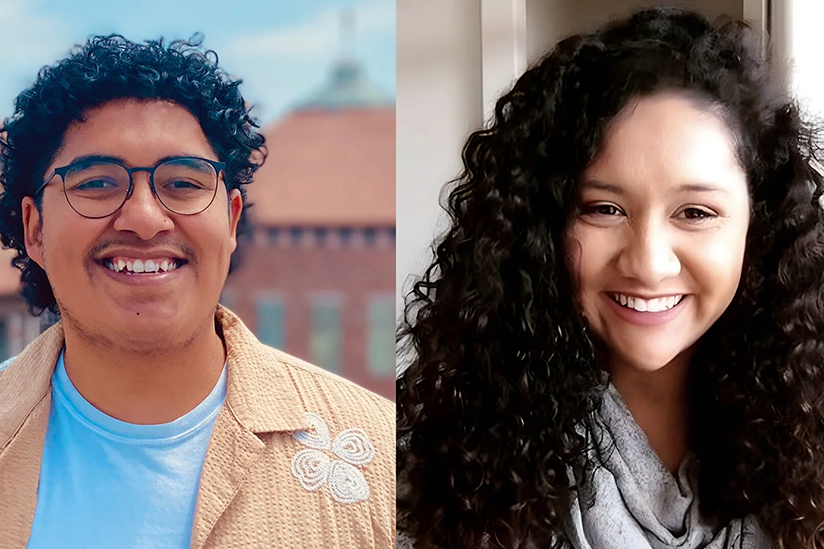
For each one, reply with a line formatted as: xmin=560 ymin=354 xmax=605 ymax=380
xmin=74 ymin=179 xmax=115 ymax=190
xmin=164 ymin=179 xmax=205 ymax=190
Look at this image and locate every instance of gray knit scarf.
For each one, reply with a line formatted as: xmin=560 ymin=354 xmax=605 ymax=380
xmin=562 ymin=384 xmax=772 ymax=549
xmin=397 ymin=384 xmax=773 ymax=549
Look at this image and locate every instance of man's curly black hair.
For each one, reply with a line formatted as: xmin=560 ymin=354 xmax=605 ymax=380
xmin=0 ymin=34 xmax=266 ymax=315
xmin=398 ymin=7 xmax=824 ymax=549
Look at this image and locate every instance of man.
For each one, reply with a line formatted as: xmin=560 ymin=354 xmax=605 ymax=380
xmin=0 ymin=36 xmax=394 ymax=549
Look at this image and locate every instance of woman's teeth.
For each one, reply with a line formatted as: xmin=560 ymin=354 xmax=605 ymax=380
xmin=612 ymin=293 xmax=683 ymax=312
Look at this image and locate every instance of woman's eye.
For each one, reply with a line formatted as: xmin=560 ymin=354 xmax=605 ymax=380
xmin=680 ymin=208 xmax=716 ymax=220
xmin=591 ymin=204 xmax=623 ymax=216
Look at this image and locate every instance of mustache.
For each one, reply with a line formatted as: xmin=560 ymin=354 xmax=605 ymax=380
xmin=87 ymin=239 xmax=196 ymax=262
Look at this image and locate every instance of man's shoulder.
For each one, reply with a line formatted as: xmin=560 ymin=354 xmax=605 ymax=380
xmin=242 ymin=343 xmax=396 ymax=534
xmin=254 ymin=344 xmax=394 ymax=421
xmin=219 ymin=305 xmax=393 ymax=425
xmin=210 ymin=340 xmax=397 ymax=548
xmin=238 ymin=341 xmax=395 ymax=464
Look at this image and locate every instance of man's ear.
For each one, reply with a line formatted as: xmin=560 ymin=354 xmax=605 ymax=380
xmin=21 ymin=197 xmax=45 ymax=269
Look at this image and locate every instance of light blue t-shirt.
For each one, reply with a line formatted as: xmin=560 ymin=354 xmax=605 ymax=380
xmin=27 ymin=352 xmax=227 ymax=549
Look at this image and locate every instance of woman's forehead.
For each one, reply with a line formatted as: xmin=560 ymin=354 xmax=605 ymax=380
xmin=582 ymin=93 xmax=746 ymax=197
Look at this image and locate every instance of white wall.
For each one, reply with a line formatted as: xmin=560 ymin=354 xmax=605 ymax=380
xmin=396 ymin=0 xmax=483 ymax=331
xmin=789 ymin=1 xmax=824 ymax=120
xmin=395 ymin=0 xmax=752 ymax=346
xmin=525 ymin=0 xmax=743 ymax=64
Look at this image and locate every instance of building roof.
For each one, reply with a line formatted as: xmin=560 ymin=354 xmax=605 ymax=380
xmin=296 ymin=60 xmax=394 ymax=111
xmin=244 ymin=51 xmax=395 ymax=228
xmin=246 ymin=106 xmax=395 ymax=227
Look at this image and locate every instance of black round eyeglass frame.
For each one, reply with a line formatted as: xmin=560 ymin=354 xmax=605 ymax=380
xmin=35 ymin=156 xmax=227 ymax=219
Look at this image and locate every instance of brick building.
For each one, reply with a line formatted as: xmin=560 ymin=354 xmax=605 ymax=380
xmin=0 ymin=249 xmax=41 ymax=359
xmin=0 ymin=55 xmax=396 ymax=401
xmin=221 ymin=57 xmax=396 ymax=399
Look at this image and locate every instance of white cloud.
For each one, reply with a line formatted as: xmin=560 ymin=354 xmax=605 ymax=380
xmin=0 ymin=0 xmax=71 ymax=65
xmin=226 ymin=1 xmax=394 ymax=60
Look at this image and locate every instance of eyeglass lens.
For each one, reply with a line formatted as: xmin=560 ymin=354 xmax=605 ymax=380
xmin=62 ymin=158 xmax=219 ymax=218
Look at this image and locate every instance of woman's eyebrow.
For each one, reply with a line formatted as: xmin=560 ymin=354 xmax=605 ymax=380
xmin=677 ymin=183 xmax=731 ymax=195
xmin=580 ymin=181 xmax=732 ymax=196
xmin=580 ymin=180 xmax=625 ymax=195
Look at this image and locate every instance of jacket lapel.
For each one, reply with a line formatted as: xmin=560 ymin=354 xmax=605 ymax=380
xmin=0 ymin=395 xmax=50 ymax=549
xmin=189 ymin=407 xmax=267 ymax=549
xmin=0 ymin=323 xmax=64 ymax=549
xmin=190 ymin=307 xmax=310 ymax=548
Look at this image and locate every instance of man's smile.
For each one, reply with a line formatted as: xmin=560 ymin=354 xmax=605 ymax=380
xmin=92 ymin=245 xmax=191 ymax=279
xmin=102 ymin=257 xmax=185 ymax=274
xmin=93 ymin=249 xmax=190 ymax=287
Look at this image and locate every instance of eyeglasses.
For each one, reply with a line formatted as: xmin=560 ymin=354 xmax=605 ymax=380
xmin=36 ymin=156 xmax=227 ymax=219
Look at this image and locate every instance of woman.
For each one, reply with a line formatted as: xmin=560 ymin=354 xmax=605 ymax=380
xmin=397 ymin=7 xmax=824 ymax=549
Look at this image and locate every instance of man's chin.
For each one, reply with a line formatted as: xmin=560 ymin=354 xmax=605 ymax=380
xmin=102 ymin=302 xmax=184 ymax=336
xmin=116 ymin=301 xmax=178 ymax=318
xmin=100 ymin=317 xmax=187 ymax=354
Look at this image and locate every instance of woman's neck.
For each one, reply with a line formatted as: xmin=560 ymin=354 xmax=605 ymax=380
xmin=608 ymin=349 xmax=693 ymax=474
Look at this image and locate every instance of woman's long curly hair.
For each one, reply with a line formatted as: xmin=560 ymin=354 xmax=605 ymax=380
xmin=397 ymin=7 xmax=824 ymax=549
xmin=0 ymin=34 xmax=266 ymax=315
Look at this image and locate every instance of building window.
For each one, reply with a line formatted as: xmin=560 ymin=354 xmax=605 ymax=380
xmin=367 ymin=296 xmax=395 ymax=376
xmin=364 ymin=227 xmax=377 ymax=245
xmin=290 ymin=227 xmax=303 ymax=246
xmin=267 ymin=227 xmax=281 ymax=245
xmin=311 ymin=296 xmax=342 ymax=373
xmin=376 ymin=227 xmax=395 ymax=249
xmin=314 ymin=227 xmax=328 ymax=246
xmin=256 ymin=296 xmax=286 ymax=349
xmin=339 ymin=228 xmax=353 ymax=246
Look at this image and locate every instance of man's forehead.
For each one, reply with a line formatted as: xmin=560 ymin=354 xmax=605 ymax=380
xmin=61 ymin=153 xmax=220 ymax=169
xmin=53 ymin=98 xmax=217 ymax=167
xmin=79 ymin=97 xmax=183 ymax=119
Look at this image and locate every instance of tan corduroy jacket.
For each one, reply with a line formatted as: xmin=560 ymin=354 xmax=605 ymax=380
xmin=0 ymin=306 xmax=395 ymax=548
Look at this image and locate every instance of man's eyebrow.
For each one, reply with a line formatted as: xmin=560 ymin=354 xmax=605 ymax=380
xmin=67 ymin=153 xmax=212 ymax=167
xmin=68 ymin=154 xmax=127 ymax=166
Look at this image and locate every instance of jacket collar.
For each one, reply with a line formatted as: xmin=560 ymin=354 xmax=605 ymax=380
xmin=0 ymin=305 xmax=310 ymax=451
xmin=0 ymin=322 xmax=63 ymax=451
xmin=216 ymin=305 xmax=310 ymax=433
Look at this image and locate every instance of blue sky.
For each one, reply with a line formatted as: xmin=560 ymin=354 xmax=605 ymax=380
xmin=0 ymin=0 xmax=395 ymax=125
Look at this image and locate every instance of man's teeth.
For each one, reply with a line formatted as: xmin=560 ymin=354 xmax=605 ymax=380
xmin=612 ymin=294 xmax=683 ymax=312
xmin=105 ymin=259 xmax=180 ymax=274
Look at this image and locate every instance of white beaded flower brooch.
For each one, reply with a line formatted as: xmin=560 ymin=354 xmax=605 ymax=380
xmin=290 ymin=412 xmax=376 ymax=504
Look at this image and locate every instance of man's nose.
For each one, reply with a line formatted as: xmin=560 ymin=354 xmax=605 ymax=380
xmin=111 ymin=172 xmax=174 ymax=239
